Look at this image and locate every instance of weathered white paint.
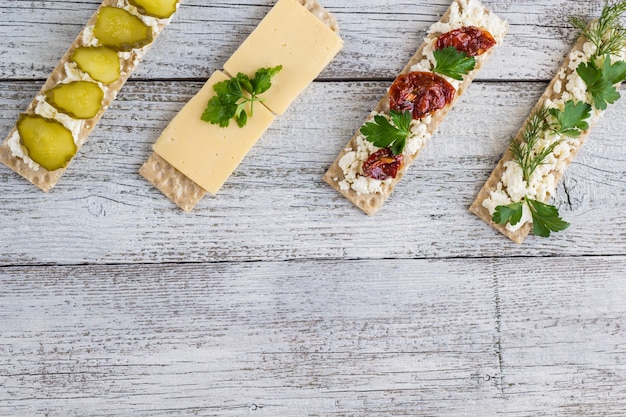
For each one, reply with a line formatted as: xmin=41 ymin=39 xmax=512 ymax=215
xmin=0 ymin=0 xmax=605 ymax=81
xmin=0 ymin=1 xmax=625 ymax=415
xmin=0 ymin=81 xmax=624 ymax=263
xmin=1 ymin=259 xmax=625 ymax=416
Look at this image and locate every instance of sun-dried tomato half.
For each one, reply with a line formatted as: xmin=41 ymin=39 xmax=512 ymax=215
xmin=362 ymin=147 xmax=404 ymax=180
xmin=389 ymin=72 xmax=455 ymax=120
xmin=436 ymin=26 xmax=496 ymax=57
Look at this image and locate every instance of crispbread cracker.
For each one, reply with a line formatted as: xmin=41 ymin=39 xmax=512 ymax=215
xmin=323 ymin=0 xmax=507 ymax=215
xmin=0 ymin=0 xmax=178 ymax=192
xmin=139 ymin=153 xmax=206 ymax=212
xmin=470 ymin=36 xmax=604 ymax=244
xmin=298 ymin=0 xmax=339 ymax=33
xmin=140 ymin=0 xmax=340 ymax=212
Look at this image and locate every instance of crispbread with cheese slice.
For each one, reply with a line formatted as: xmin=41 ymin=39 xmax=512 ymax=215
xmin=0 ymin=0 xmax=179 ymax=192
xmin=323 ymin=0 xmax=508 ymax=215
xmin=140 ymin=0 xmax=342 ymax=211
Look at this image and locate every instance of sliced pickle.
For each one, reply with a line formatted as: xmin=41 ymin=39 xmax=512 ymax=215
xmin=71 ymin=46 xmax=121 ymax=84
xmin=93 ymin=7 xmax=153 ymax=52
xmin=17 ymin=115 xmax=77 ymax=171
xmin=45 ymin=81 xmax=104 ymax=119
xmin=128 ymin=0 xmax=179 ymax=19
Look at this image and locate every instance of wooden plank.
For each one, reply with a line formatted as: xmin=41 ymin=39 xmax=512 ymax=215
xmin=1 ymin=80 xmax=625 ymax=265
xmin=0 ymin=258 xmax=506 ymax=417
xmin=497 ymin=259 xmax=626 ymax=416
xmin=1 ymin=1 xmax=624 ymax=416
xmin=1 ymin=257 xmax=625 ymax=416
xmin=0 ymin=0 xmax=626 ymax=417
xmin=0 ymin=0 xmax=605 ymax=81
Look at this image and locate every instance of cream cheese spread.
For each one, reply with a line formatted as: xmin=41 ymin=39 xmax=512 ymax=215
xmin=10 ymin=1 xmax=162 ymax=169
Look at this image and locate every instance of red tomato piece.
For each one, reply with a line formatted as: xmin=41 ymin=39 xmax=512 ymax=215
xmin=436 ymin=26 xmax=496 ymax=57
xmin=362 ymin=148 xmax=404 ymax=180
xmin=388 ymin=72 xmax=455 ymax=120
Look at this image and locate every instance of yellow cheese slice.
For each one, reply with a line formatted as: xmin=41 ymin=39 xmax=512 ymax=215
xmin=223 ymin=0 xmax=343 ymax=115
xmin=152 ymin=70 xmax=274 ymax=195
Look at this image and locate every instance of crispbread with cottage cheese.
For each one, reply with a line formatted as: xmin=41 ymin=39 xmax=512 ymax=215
xmin=470 ymin=36 xmax=606 ymax=244
xmin=140 ymin=0 xmax=341 ymax=212
xmin=0 ymin=0 xmax=178 ymax=192
xmin=323 ymin=0 xmax=507 ymax=215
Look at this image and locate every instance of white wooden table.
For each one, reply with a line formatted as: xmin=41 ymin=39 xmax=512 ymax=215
xmin=1 ymin=1 xmax=625 ymax=415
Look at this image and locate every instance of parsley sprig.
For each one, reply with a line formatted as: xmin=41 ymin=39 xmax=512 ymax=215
xmin=359 ymin=45 xmax=476 ymax=154
xmin=493 ymin=1 xmax=626 ymax=238
xmin=201 ymin=65 xmax=282 ymax=128
xmin=548 ymin=100 xmax=592 ymax=137
xmin=577 ymin=55 xmax=626 ymax=110
xmin=360 ymin=110 xmax=412 ymax=155
xmin=433 ymin=46 xmax=476 ymax=81
xmin=493 ymin=197 xmax=570 ymax=238
xmin=492 ymin=100 xmax=590 ymax=237
xmin=571 ymin=1 xmax=626 ymax=111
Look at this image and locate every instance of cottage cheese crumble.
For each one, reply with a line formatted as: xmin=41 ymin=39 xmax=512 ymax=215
xmin=481 ymin=41 xmax=626 ymax=231
xmin=339 ymin=0 xmax=507 ymax=195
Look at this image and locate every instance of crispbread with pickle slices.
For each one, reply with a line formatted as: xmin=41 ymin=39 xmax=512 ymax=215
xmin=0 ymin=0 xmax=178 ymax=192
xmin=469 ymin=36 xmax=607 ymax=244
xmin=323 ymin=0 xmax=507 ymax=216
xmin=139 ymin=0 xmax=341 ymax=212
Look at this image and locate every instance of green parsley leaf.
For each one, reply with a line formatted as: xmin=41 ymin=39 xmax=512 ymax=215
xmin=497 ymin=104 xmax=571 ymax=239
xmin=493 ymin=201 xmax=524 ymax=226
xmin=526 ymin=198 xmax=570 ymax=238
xmin=213 ymin=77 xmax=241 ymax=101
xmin=549 ymin=100 xmax=591 ymax=137
xmin=602 ymin=54 xmax=626 ymax=84
xmin=433 ymin=46 xmax=476 ymax=81
xmin=360 ymin=110 xmax=412 ymax=155
xmin=492 ymin=198 xmax=569 ymax=238
xmin=235 ymin=73 xmax=253 ymax=94
xmin=202 ymin=92 xmax=237 ymax=128
xmin=235 ymin=106 xmax=248 ymax=128
xmin=576 ymin=59 xmax=602 ymax=87
xmin=577 ymin=56 xmax=623 ymax=110
xmin=200 ymin=65 xmax=282 ymax=128
xmin=251 ymin=65 xmax=283 ymax=95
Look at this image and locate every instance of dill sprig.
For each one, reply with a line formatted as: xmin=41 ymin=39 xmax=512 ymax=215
xmin=509 ymin=107 xmax=558 ymax=183
xmin=491 ymin=1 xmax=626 ymax=239
xmin=494 ymin=107 xmax=571 ymax=238
xmin=495 ymin=101 xmax=589 ymax=237
xmin=571 ymin=0 xmax=626 ymax=58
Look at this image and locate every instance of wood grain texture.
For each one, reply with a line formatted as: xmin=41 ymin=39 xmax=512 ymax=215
xmin=0 ymin=81 xmax=625 ymax=264
xmin=0 ymin=0 xmax=605 ymax=82
xmin=1 ymin=1 xmax=626 ymax=415
xmin=1 ymin=257 xmax=624 ymax=416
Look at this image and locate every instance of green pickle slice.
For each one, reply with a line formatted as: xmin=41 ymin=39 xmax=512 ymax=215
xmin=129 ymin=0 xmax=179 ymax=19
xmin=17 ymin=115 xmax=77 ymax=171
xmin=93 ymin=7 xmax=153 ymax=52
xmin=71 ymin=46 xmax=121 ymax=84
xmin=45 ymin=81 xmax=104 ymax=119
